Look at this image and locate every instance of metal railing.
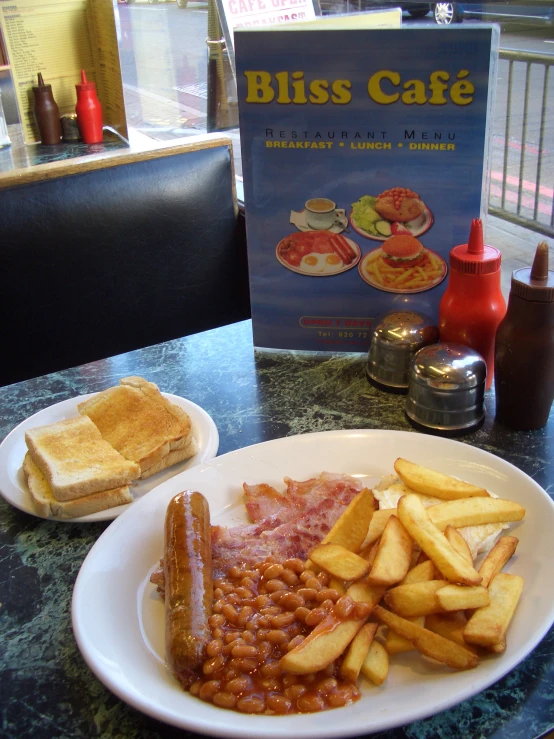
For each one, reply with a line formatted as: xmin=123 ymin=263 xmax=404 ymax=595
xmin=489 ymin=49 xmax=554 ymax=238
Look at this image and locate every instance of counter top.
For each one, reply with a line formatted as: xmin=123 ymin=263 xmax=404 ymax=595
xmin=0 ymin=123 xmax=231 ymax=189
xmin=1 ymin=319 xmax=553 ymax=739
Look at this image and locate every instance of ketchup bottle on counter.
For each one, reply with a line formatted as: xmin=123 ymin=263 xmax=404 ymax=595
xmin=75 ymin=70 xmax=103 ymax=144
xmin=438 ymin=218 xmax=506 ymax=390
xmin=494 ymin=241 xmax=554 ymax=430
xmin=32 ymin=73 xmax=62 ymax=145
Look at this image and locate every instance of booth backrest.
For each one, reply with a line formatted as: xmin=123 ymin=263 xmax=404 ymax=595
xmin=0 ymin=136 xmax=250 ymax=387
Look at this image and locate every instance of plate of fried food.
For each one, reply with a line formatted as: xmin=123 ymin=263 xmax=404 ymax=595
xmin=0 ymin=376 xmax=219 ymax=522
xmin=359 ymin=235 xmax=447 ymax=293
xmin=276 ymin=231 xmax=361 ymax=276
xmin=72 ymin=429 xmax=554 ymax=738
xmin=351 ymin=189 xmax=433 ymax=241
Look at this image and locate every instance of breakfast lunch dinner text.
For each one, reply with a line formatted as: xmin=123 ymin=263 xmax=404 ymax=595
xmin=265 ymin=129 xmax=457 ymax=151
xmin=266 ymin=142 xmax=456 ymax=151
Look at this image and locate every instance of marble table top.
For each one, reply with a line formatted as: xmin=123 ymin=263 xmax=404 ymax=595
xmin=1 ymin=319 xmax=553 ymax=739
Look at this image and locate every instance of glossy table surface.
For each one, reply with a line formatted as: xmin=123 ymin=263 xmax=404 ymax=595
xmin=1 ymin=319 xmax=553 ymax=739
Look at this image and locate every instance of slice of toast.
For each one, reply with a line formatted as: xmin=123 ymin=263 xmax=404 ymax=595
xmin=78 ymin=376 xmax=193 ymax=473
xmin=23 ymin=453 xmax=133 ymax=519
xmin=25 ymin=416 xmax=140 ymax=501
xmin=140 ymin=436 xmax=199 ymax=479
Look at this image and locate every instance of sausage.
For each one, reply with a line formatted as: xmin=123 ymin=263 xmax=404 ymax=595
xmin=336 ymin=234 xmax=357 ymax=263
xmin=331 ymin=235 xmax=356 ymax=265
xmin=164 ymin=490 xmax=213 ymax=686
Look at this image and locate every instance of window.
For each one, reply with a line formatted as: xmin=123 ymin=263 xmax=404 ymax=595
xmin=113 ymin=0 xmax=553 ymax=240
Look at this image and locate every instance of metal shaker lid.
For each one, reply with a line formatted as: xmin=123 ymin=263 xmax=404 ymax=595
xmin=410 ymin=343 xmax=487 ymax=390
xmin=406 ymin=343 xmax=486 ymax=432
xmin=367 ymin=310 xmax=439 ymax=389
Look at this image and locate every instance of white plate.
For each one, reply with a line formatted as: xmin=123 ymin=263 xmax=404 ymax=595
xmin=350 ymin=202 xmax=434 ymax=241
xmin=358 ymin=247 xmax=448 ymax=293
xmin=290 ymin=208 xmax=349 ymax=234
xmin=0 ymin=393 xmax=219 ymax=522
xmin=276 ymin=233 xmax=361 ymax=276
xmin=72 ymin=430 xmax=554 ymax=737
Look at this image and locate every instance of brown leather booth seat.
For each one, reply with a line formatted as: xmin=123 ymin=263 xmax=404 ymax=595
xmin=0 ymin=135 xmax=250 ymax=387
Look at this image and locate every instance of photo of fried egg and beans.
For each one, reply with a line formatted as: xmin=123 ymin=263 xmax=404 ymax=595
xmin=277 ymin=188 xmax=445 ymax=291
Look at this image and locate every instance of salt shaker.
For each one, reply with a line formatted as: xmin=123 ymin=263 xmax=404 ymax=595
xmin=366 ymin=310 xmax=438 ymax=391
xmin=406 ymin=343 xmax=486 ymax=434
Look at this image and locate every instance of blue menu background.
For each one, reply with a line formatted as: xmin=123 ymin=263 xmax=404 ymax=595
xmin=235 ymin=25 xmax=498 ymax=352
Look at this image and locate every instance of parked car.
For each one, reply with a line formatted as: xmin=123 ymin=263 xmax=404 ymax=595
xmin=432 ymin=2 xmax=554 ymax=25
xmin=320 ymin=1 xmax=554 ymax=25
xmin=396 ymin=2 xmax=430 ymax=17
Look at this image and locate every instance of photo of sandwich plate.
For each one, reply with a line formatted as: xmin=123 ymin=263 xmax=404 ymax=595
xmin=350 ymin=190 xmax=433 ymax=242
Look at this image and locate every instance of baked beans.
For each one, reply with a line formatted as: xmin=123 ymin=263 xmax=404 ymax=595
xmin=189 ymin=558 xmax=363 ymax=715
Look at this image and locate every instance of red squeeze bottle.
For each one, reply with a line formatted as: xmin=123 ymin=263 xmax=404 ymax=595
xmin=75 ymin=70 xmax=103 ymax=144
xmin=438 ymin=218 xmax=506 ymax=390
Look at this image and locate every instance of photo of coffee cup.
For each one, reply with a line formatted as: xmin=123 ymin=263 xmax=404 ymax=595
xmin=305 ymin=198 xmax=338 ymax=230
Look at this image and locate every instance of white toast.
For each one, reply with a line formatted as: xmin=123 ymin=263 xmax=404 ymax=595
xmin=23 ymin=453 xmax=133 ymax=518
xmin=140 ymin=436 xmax=199 ymax=479
xmin=78 ymin=376 xmax=194 ymax=474
xmin=25 ymin=416 xmax=140 ymax=501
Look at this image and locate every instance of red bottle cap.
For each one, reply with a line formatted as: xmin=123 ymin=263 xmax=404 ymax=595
xmin=76 ymin=69 xmax=97 ymax=93
xmin=449 ymin=218 xmax=502 ymax=275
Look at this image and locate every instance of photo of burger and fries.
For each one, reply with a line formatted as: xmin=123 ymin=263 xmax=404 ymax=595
xmin=359 ymin=234 xmax=447 ymax=293
xmin=153 ymin=457 xmax=526 ymax=717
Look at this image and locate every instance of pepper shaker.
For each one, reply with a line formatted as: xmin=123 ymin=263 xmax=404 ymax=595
xmin=367 ymin=310 xmax=439 ymax=391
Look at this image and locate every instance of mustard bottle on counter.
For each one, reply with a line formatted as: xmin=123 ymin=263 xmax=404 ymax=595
xmin=494 ymin=241 xmax=554 ymax=430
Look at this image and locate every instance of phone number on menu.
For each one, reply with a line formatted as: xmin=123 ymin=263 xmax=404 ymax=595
xmin=316 ymin=331 xmax=369 ymax=347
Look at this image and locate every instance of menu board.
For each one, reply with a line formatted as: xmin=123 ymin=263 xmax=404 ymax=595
xmin=0 ymin=0 xmax=127 ymax=143
xmin=235 ymin=22 xmax=498 ymax=353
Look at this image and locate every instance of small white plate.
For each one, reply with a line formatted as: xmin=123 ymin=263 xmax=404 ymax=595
xmin=276 ymin=233 xmax=361 ymax=276
xmin=350 ymin=202 xmax=434 ymax=241
xmin=359 ymin=246 xmax=448 ymax=293
xmin=72 ymin=430 xmax=554 ymax=737
xmin=290 ymin=209 xmax=348 ymax=234
xmin=0 ymin=393 xmax=219 ymax=522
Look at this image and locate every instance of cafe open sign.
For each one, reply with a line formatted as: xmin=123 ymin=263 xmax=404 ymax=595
xmin=218 ymin=0 xmax=316 ymax=47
